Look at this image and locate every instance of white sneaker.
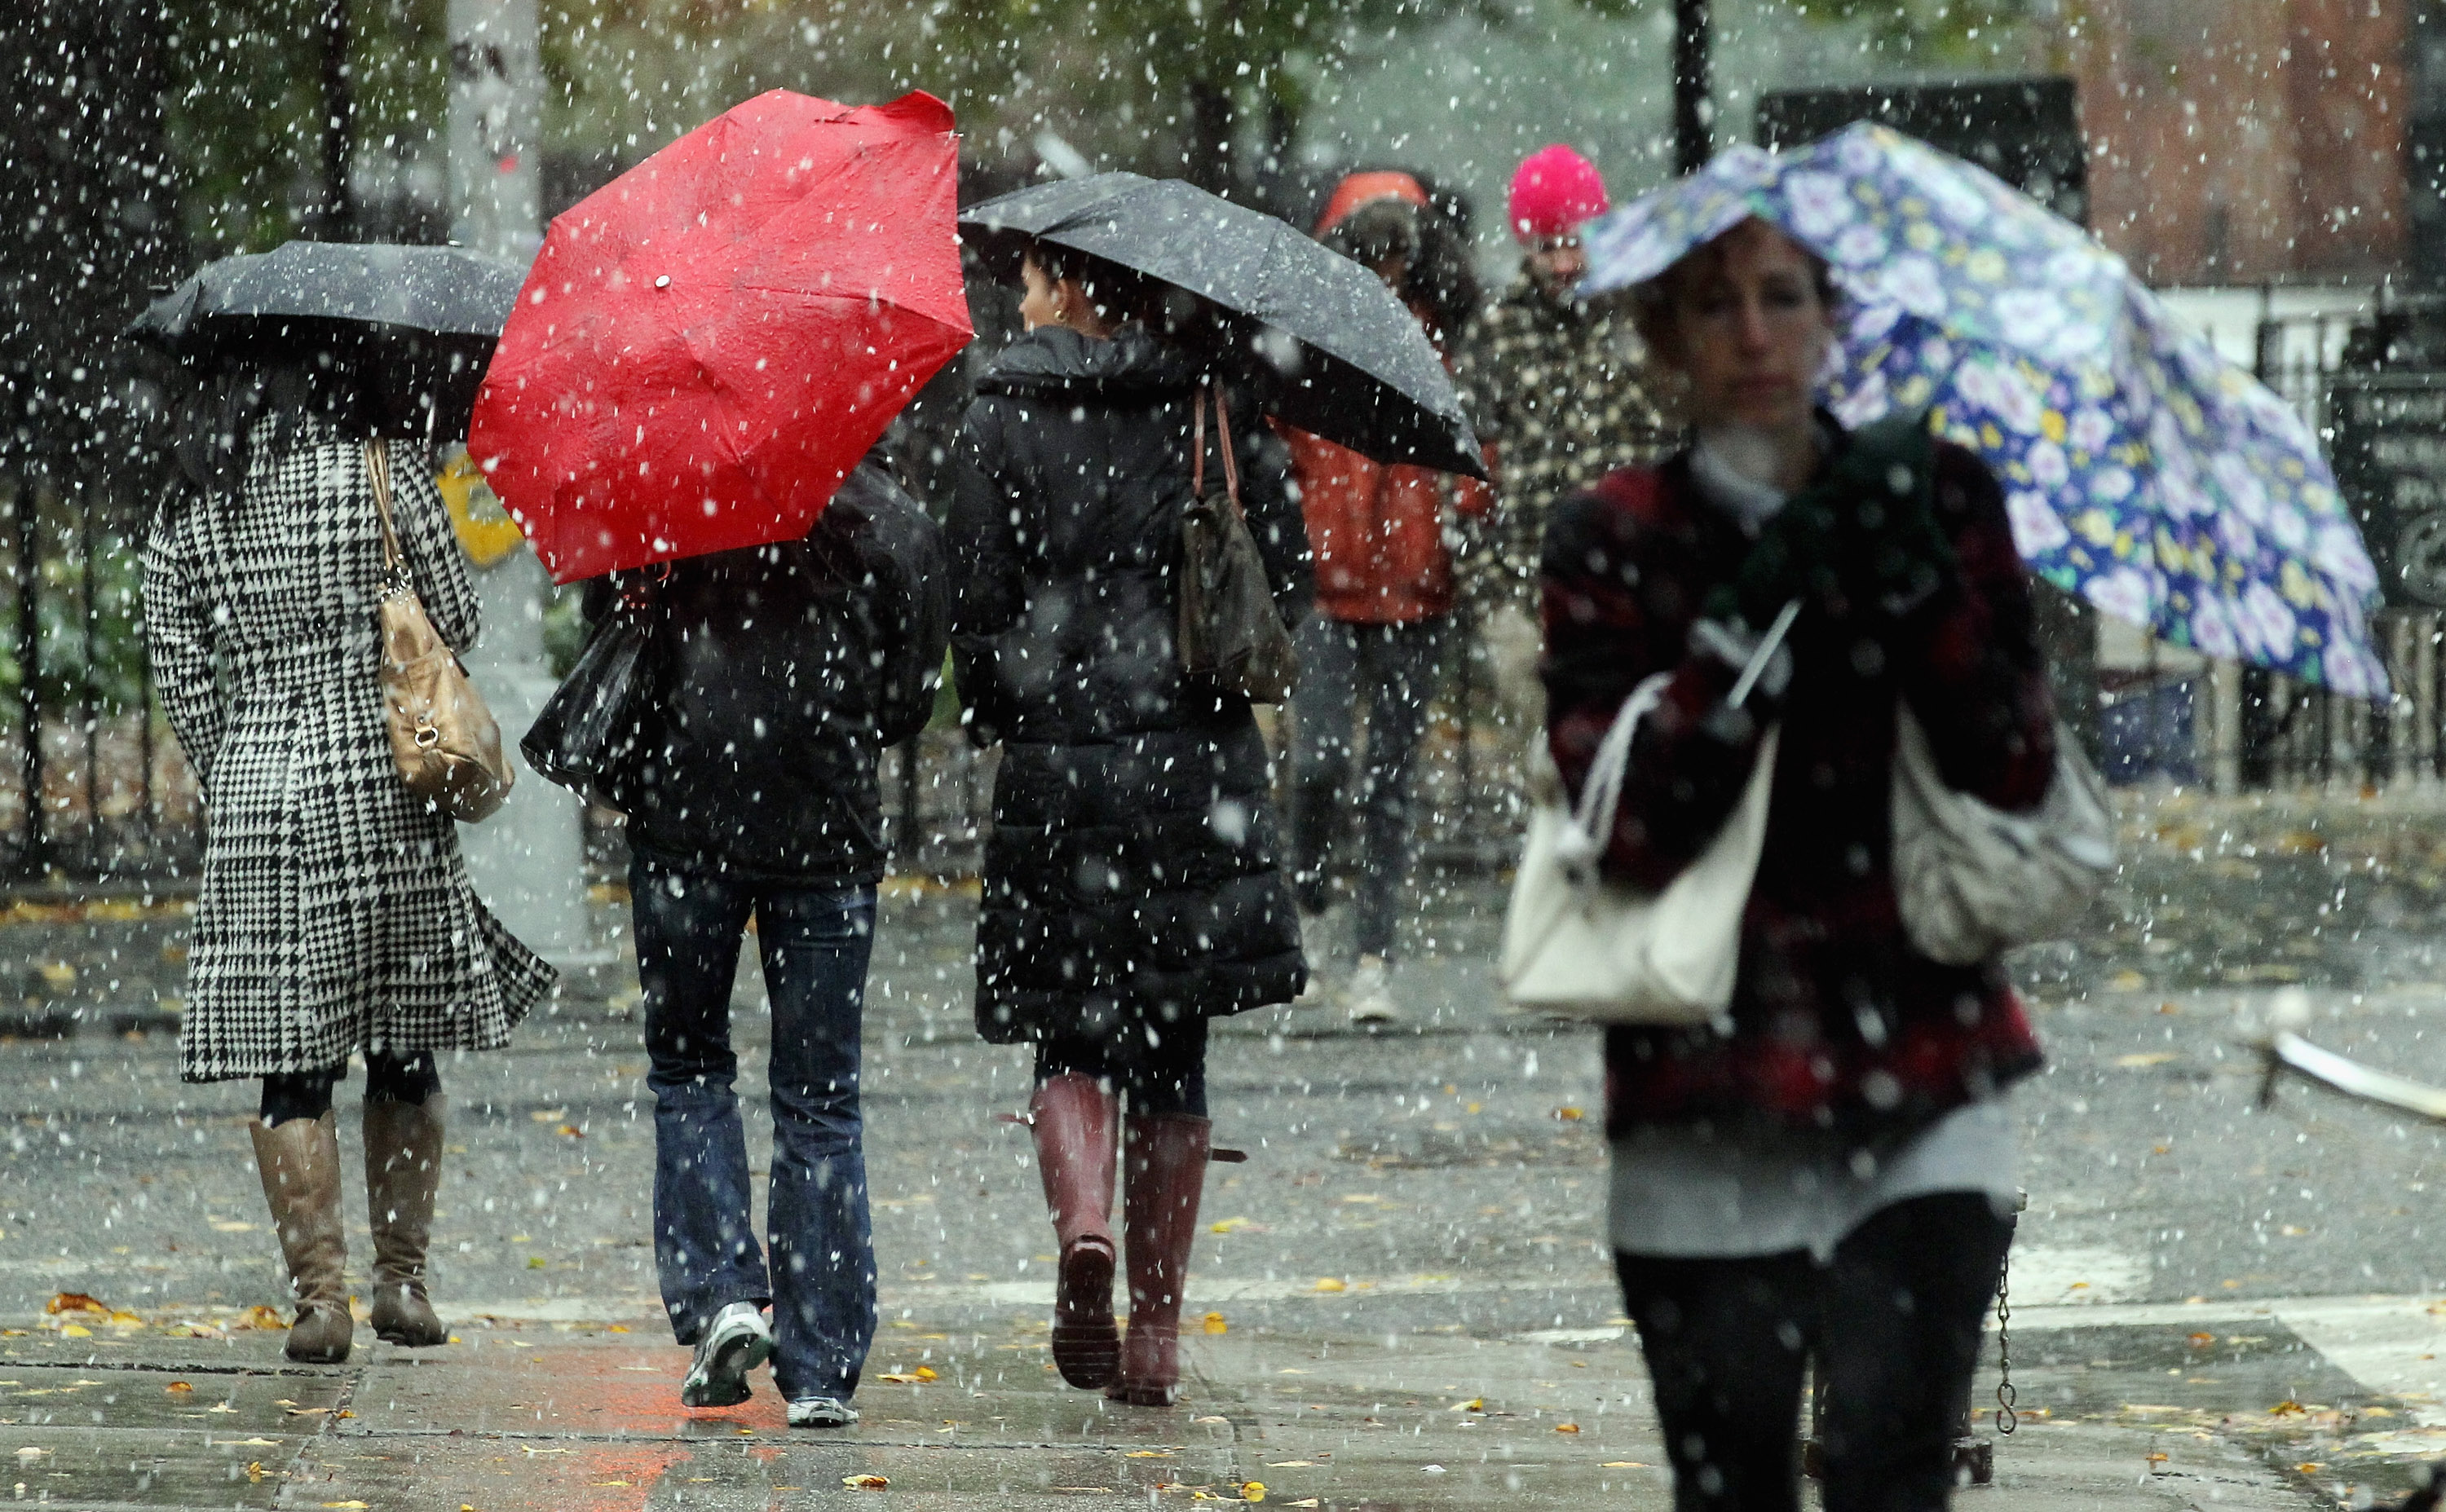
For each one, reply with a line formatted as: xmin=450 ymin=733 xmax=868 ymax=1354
xmin=1344 ymin=954 xmax=1399 ymax=1025
xmin=788 ymin=1395 xmax=859 ymax=1427
xmin=680 ymin=1300 xmax=771 ymax=1408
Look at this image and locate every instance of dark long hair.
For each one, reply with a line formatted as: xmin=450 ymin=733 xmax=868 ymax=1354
xmin=170 ymin=350 xmax=386 ymax=494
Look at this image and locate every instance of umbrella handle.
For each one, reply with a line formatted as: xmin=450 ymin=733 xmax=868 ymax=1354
xmin=1191 ymin=382 xmax=1243 ymax=518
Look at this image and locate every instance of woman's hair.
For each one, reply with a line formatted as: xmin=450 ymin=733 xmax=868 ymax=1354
xmin=1627 ymin=222 xmax=1842 ymax=367
xmin=171 ymin=350 xmax=385 ymax=492
xmin=1025 ymin=240 xmax=1229 ymax=355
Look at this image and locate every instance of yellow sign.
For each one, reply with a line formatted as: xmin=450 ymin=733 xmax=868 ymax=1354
xmin=435 ymin=449 xmax=527 ymax=569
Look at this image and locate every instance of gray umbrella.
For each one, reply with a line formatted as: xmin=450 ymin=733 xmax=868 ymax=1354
xmin=129 ymin=241 xmax=525 ymax=436
xmin=960 ymin=174 xmax=1486 ymax=479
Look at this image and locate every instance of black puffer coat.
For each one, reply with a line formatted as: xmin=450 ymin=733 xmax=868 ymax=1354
xmin=950 ymin=325 xmax=1310 ymax=1047
xmin=589 ymin=458 xmax=949 ymax=885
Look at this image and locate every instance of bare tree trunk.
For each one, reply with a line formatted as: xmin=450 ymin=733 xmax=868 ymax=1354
xmin=1185 ymin=77 xmax=1237 ymax=196
xmin=1672 ymin=0 xmax=1712 ymax=174
xmin=316 ymin=0 xmax=355 ymax=240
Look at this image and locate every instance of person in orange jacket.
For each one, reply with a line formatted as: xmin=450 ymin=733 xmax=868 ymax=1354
xmin=1281 ymin=172 xmax=1488 ymax=1024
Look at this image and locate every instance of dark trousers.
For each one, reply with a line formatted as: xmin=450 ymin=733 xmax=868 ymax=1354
xmin=632 ymin=854 xmax=878 ymax=1403
xmin=260 ymin=1051 xmax=439 ymax=1125
xmin=1033 ymin=1018 xmax=1208 ymax=1117
xmin=1291 ymin=614 xmax=1443 ymax=959
xmin=1614 ymin=1193 xmax=2013 ymax=1512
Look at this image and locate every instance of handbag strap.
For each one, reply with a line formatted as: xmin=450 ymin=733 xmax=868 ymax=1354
xmin=1565 ymin=602 xmax=1803 ymax=867
xmin=364 ymin=439 xmax=411 ymax=590
xmin=1190 ymin=382 xmax=1243 ymax=519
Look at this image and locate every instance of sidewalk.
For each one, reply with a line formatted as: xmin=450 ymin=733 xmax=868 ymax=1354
xmin=0 ymin=1300 xmax=2315 ymax=1510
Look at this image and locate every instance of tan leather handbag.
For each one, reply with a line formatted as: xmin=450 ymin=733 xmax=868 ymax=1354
xmin=367 ymin=441 xmax=513 ymax=822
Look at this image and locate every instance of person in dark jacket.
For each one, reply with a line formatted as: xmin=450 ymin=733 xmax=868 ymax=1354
xmin=950 ymin=242 xmax=1309 ymax=1406
xmin=589 ymin=452 xmax=948 ymax=1429
xmin=1539 ymin=218 xmax=2053 ymax=1508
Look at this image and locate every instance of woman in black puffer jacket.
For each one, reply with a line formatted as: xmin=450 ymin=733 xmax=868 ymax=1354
xmin=950 ymin=243 xmax=1309 ymax=1406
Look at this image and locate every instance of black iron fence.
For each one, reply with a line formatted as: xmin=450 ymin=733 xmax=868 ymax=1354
xmin=0 ymin=467 xmax=200 ymax=888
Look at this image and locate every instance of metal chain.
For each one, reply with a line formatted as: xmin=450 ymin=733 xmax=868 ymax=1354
xmin=1993 ymin=1253 xmax=2018 ymax=1435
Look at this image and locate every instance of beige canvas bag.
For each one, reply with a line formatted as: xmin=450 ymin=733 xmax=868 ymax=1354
xmin=1499 ymin=602 xmax=1798 ymax=1025
xmin=1889 ymin=707 xmax=2113 ymax=965
xmin=367 ymin=441 xmax=513 ymax=823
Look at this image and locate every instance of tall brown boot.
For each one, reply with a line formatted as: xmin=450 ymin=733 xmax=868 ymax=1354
xmin=1110 ymin=1113 xmax=1210 ymax=1407
xmin=248 ymin=1111 xmax=354 ymax=1364
xmin=364 ymin=1095 xmax=449 ymax=1347
xmin=1032 ymin=1073 xmax=1120 ymax=1388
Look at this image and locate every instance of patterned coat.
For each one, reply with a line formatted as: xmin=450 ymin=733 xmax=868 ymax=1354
xmin=1540 ymin=434 xmax=2054 ymax=1139
xmin=1452 ymin=275 xmax=1678 ymax=614
xmin=143 ymin=421 xmax=554 ymax=1082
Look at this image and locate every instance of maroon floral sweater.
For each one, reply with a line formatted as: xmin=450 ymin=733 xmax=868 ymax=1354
xmin=1539 ymin=434 xmax=2055 ymax=1139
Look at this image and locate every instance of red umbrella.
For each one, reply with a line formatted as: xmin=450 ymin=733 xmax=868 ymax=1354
xmin=469 ymin=89 xmax=972 ymax=583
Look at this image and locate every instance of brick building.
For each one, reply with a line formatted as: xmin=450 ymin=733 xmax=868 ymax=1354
xmin=2048 ymin=0 xmax=2419 ymax=285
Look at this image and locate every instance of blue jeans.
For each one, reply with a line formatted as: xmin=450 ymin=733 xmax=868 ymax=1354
xmin=632 ymin=854 xmax=877 ymax=1402
xmin=1291 ymin=615 xmax=1444 ymax=959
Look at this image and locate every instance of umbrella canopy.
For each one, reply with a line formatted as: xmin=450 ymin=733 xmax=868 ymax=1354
xmin=469 ymin=89 xmax=973 ymax=584
xmin=1581 ymin=124 xmax=2387 ymax=697
xmin=128 ymin=240 xmax=525 ymax=439
xmin=959 ymin=173 xmax=1486 ymax=480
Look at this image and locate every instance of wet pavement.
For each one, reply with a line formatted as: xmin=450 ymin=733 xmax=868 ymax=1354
xmin=5 ymin=789 xmax=2446 ymax=1505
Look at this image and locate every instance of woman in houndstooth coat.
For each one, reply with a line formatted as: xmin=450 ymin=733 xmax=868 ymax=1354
xmin=143 ymin=363 xmax=555 ymax=1365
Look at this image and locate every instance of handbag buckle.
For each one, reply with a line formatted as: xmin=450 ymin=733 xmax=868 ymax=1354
xmin=413 ymin=718 xmax=441 ymax=750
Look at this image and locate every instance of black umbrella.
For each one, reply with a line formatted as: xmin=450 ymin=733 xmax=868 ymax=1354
xmin=128 ymin=241 xmax=526 ymax=439
xmin=960 ymin=174 xmax=1487 ymax=479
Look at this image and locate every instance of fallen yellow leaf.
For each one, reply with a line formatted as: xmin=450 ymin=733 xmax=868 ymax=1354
xmin=43 ymin=1292 xmax=108 ymax=1316
xmin=607 ymin=1324 xmax=629 ymax=1333
xmin=236 ymin=1305 xmax=286 ymax=1331
xmin=1450 ymin=1397 xmax=1485 ymax=1413
xmin=1313 ymin=1277 xmax=1346 ymax=1293
xmin=844 ymin=1474 xmax=889 ymax=1490
xmin=1554 ymin=1422 xmax=1580 ymax=1433
xmin=1241 ymin=1481 xmax=1266 ymax=1503
xmin=59 ymin=1324 xmax=91 ymax=1338
xmin=2113 ymin=1052 xmax=2177 ymax=1069
xmin=245 ymin=1461 xmax=265 ymax=1483
xmin=322 ymin=1501 xmax=370 ymax=1508
xmin=1554 ymin=1106 xmax=1584 ymax=1121
xmin=1203 ymin=1311 xmax=1228 ymax=1334
xmin=166 ymin=1382 xmax=193 ymax=1394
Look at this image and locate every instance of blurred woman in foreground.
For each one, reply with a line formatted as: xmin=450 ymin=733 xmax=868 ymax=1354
xmin=1538 ymin=218 xmax=2053 ymax=1507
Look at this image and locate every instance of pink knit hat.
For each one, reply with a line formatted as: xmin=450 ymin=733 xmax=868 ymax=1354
xmin=1508 ymin=145 xmax=1609 ymax=243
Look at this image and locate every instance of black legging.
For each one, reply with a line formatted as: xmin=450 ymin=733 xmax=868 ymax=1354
xmin=1033 ymin=1019 xmax=1208 ymax=1117
xmin=1613 ymin=1192 xmax=2013 ymax=1512
xmin=260 ymin=1051 xmax=440 ymax=1127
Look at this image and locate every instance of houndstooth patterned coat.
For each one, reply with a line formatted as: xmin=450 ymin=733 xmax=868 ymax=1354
xmin=143 ymin=419 xmax=555 ymax=1082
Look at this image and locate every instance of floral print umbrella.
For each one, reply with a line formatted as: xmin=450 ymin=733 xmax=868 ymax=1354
xmin=1580 ymin=123 xmax=2387 ymax=696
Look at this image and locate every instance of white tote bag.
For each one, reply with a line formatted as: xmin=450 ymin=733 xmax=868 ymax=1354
xmin=1499 ymin=603 xmax=1796 ymax=1025
xmin=1890 ymin=706 xmax=2115 ymax=966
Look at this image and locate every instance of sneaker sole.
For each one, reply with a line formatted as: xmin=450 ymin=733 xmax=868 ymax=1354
xmin=681 ymin=1328 xmax=771 ymax=1408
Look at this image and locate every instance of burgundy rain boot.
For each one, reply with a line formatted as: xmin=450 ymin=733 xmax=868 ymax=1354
xmin=1032 ymin=1073 xmax=1120 ymax=1389
xmin=1110 ymin=1113 xmax=1211 ymax=1407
